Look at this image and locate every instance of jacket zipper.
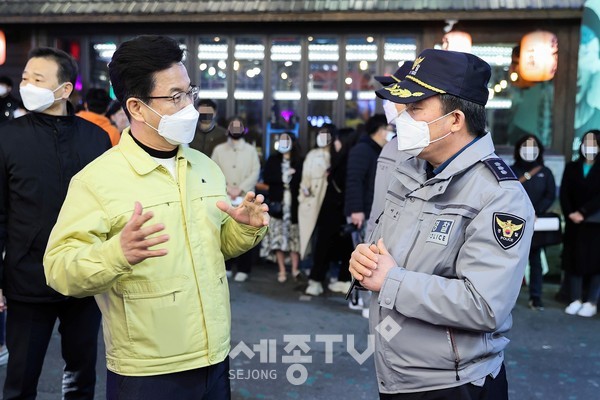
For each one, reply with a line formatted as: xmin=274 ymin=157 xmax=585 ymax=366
xmin=448 ymin=327 xmax=461 ymax=381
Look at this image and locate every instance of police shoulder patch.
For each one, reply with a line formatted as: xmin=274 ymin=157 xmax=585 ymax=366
xmin=482 ymin=158 xmax=517 ymax=182
xmin=493 ymin=212 xmax=526 ymax=250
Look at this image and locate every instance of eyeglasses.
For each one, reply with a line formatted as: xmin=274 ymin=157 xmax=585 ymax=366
xmin=145 ymin=85 xmax=199 ymax=105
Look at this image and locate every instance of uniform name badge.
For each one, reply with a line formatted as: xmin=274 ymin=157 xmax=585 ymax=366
xmin=427 ymin=219 xmax=454 ymax=246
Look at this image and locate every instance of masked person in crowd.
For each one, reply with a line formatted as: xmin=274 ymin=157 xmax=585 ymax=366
xmin=0 ymin=47 xmax=111 ymax=400
xmin=0 ymin=76 xmax=19 ymax=122
xmin=561 ymin=129 xmax=600 ymax=318
xmin=304 ymin=126 xmax=356 ymax=296
xmin=43 ymin=36 xmax=268 ymax=400
xmin=511 ymin=135 xmax=556 ymax=311
xmin=211 ymin=116 xmax=261 ymax=282
xmin=349 ymin=49 xmax=534 ymax=400
xmin=260 ymin=133 xmax=303 ymax=282
xmin=77 ymin=87 xmax=122 ymax=146
xmin=189 ymin=98 xmax=228 ymax=157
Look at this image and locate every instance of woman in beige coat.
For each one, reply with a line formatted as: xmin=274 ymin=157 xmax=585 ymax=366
xmin=298 ymin=125 xmax=333 ymax=260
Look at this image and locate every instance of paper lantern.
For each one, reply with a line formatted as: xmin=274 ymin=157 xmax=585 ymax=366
xmin=509 ymin=45 xmax=536 ymax=89
xmin=442 ymin=31 xmax=472 ymax=53
xmin=519 ymin=31 xmax=558 ymax=81
xmin=0 ymin=31 xmax=5 ymax=65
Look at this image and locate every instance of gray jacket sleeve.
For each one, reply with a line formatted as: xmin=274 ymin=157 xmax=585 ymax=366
xmin=378 ymin=183 xmax=534 ymax=332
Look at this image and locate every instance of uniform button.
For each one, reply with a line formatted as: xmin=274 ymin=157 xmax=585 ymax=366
xmin=410 ymin=198 xmax=415 ymax=202
xmin=381 ymin=381 xmax=385 ymax=387
xmin=438 ymin=186 xmax=443 ymax=191
xmin=385 ymin=298 xmax=391 ymax=304
xmin=233 ymin=165 xmax=236 ymax=168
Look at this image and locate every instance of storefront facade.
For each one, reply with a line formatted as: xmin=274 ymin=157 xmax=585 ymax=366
xmin=0 ymin=0 xmax=586 ymax=159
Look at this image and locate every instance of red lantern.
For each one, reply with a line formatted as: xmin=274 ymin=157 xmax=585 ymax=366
xmin=0 ymin=31 xmax=5 ymax=65
xmin=442 ymin=31 xmax=472 ymax=53
xmin=519 ymin=31 xmax=558 ymax=82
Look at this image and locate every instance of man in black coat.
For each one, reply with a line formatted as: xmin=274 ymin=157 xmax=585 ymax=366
xmin=344 ymin=114 xmax=391 ymax=231
xmin=327 ymin=114 xmax=390 ymax=295
xmin=0 ymin=47 xmax=111 ymax=399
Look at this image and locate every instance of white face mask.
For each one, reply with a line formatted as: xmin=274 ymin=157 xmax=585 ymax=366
xmin=519 ymin=145 xmax=539 ymax=162
xmin=581 ymin=143 xmax=598 ymax=161
xmin=385 ymin=130 xmax=395 ymax=142
xmin=143 ymin=102 xmax=199 ymax=145
xmin=395 ymin=110 xmax=454 ymax=157
xmin=382 ymin=100 xmax=399 ymax=124
xmin=316 ymin=132 xmax=331 ymax=148
xmin=278 ymin=134 xmax=292 ymax=154
xmin=0 ymin=85 xmax=8 ymax=97
xmin=19 ymin=83 xmax=66 ymax=113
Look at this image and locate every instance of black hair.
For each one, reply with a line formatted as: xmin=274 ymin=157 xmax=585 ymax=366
xmin=513 ymin=134 xmax=545 ymax=164
xmin=108 ymin=35 xmax=184 ymax=117
xmin=0 ymin=76 xmax=13 ymax=87
xmin=439 ymin=94 xmax=487 ymax=137
xmin=195 ymin=98 xmax=217 ymax=110
xmin=28 ymin=47 xmax=78 ymax=85
xmin=365 ymin=114 xmax=388 ymax=136
xmin=105 ymin=100 xmax=123 ymax=118
xmin=84 ymin=88 xmax=111 ymax=114
xmin=319 ymin=123 xmax=338 ymax=136
xmin=578 ymin=129 xmax=600 ymax=160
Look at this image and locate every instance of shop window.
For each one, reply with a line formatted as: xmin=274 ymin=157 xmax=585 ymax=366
xmin=234 ymin=37 xmax=264 ymax=149
xmin=197 ymin=36 xmax=227 ymax=124
xmin=267 ymin=36 xmax=301 ymax=157
xmin=307 ymin=37 xmax=338 ymax=138
xmin=344 ymin=37 xmax=378 ymax=129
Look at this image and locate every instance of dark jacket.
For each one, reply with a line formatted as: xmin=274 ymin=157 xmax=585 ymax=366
xmin=559 ymin=159 xmax=600 ymax=275
xmin=0 ymin=107 xmax=111 ymax=302
xmin=344 ymin=135 xmax=382 ymax=217
xmin=0 ymin=94 xmax=20 ymax=123
xmin=189 ymin=124 xmax=228 ymax=157
xmin=510 ymin=161 xmax=556 ymax=215
xmin=263 ymin=153 xmax=302 ymax=223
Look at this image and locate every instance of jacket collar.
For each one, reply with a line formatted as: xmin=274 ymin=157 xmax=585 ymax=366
xmin=394 ymin=132 xmax=496 ymax=194
xmin=119 ymin=128 xmax=197 ymax=176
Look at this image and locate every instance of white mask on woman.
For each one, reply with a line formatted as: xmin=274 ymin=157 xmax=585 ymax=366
xmin=316 ymin=132 xmax=331 ymax=148
xmin=142 ymin=102 xmax=199 ymax=145
xmin=395 ymin=110 xmax=454 ymax=157
xmin=19 ymin=83 xmax=66 ymax=112
xmin=581 ymin=143 xmax=598 ymax=161
xmin=519 ymin=145 xmax=540 ymax=162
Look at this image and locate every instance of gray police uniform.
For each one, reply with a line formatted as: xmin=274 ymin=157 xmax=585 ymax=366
xmin=365 ymin=136 xmax=409 ymax=238
xmin=369 ymin=133 xmax=534 ymax=394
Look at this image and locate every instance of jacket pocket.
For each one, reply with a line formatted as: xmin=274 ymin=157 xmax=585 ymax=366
xmin=118 ymin=276 xmax=202 ymax=358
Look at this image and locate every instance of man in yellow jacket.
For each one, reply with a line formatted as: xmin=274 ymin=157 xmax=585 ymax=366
xmin=44 ymin=35 xmax=269 ymax=400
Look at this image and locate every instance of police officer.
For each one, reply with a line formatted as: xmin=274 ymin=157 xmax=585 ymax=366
xmin=349 ymin=49 xmax=534 ymax=400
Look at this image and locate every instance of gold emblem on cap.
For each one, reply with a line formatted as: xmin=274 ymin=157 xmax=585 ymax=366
xmin=412 ymin=57 xmax=424 ymax=70
xmin=384 ymin=83 xmax=425 ymax=98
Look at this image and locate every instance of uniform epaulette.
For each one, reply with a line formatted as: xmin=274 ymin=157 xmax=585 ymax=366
xmin=482 ymin=158 xmax=517 ymax=182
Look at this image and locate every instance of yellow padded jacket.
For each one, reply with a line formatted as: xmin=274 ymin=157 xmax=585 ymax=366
xmin=44 ymin=129 xmax=267 ymax=376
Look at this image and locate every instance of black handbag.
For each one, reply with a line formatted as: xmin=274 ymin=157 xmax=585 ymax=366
xmin=531 ymin=212 xmax=562 ymax=248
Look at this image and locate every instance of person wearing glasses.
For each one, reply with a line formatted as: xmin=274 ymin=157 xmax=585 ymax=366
xmin=0 ymin=47 xmax=111 ymax=399
xmin=43 ymin=35 xmax=269 ymax=400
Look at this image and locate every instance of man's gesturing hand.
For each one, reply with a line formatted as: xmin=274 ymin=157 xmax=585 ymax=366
xmin=120 ymin=201 xmax=170 ymax=265
xmin=217 ymin=191 xmax=270 ymax=228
